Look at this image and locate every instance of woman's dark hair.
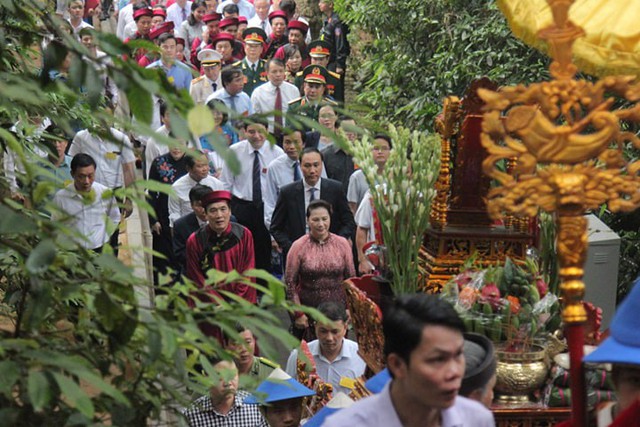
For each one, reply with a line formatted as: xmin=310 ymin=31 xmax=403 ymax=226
xmin=306 ymin=199 xmax=332 ymax=218
xmin=206 ymin=98 xmax=229 ymax=126
xmin=187 ymin=0 xmax=207 ymax=26
xmin=70 ymin=153 xmax=97 ymax=172
xmin=283 ymin=44 xmax=301 ymax=68
xmin=383 ymin=294 xmax=464 ymax=367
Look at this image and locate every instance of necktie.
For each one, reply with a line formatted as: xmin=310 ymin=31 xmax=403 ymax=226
xmin=181 ymin=8 xmax=187 ymax=21
xmin=252 ymin=150 xmax=262 ymax=203
xmin=211 ymin=82 xmax=217 ymax=92
xmin=309 ymin=187 xmax=316 ymax=202
xmin=252 ymin=63 xmax=256 ymax=73
xmin=293 ymin=161 xmax=300 ymax=181
xmin=261 ymin=20 xmax=266 ymax=31
xmin=229 ymin=95 xmax=237 ymax=112
xmin=274 ymin=86 xmax=283 ymax=137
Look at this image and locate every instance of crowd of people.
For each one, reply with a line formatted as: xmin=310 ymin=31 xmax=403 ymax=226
xmin=15 ymin=1 xmax=640 ymax=426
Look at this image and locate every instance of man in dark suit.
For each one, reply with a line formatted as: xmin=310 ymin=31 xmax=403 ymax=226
xmin=172 ymin=185 xmax=212 ymax=274
xmin=270 ymin=147 xmax=355 ymax=259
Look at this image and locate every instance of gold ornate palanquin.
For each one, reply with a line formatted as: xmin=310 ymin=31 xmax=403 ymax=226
xmin=480 ymin=0 xmax=640 ymax=423
xmin=420 ymin=78 xmax=534 ymax=293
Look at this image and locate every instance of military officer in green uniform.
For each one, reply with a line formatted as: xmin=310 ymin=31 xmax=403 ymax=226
xmin=233 ymin=27 xmax=269 ymax=97
xmin=288 ymin=64 xmax=338 ymax=131
xmin=294 ymin=39 xmax=344 ymax=103
xmin=224 ymin=324 xmax=279 ymax=384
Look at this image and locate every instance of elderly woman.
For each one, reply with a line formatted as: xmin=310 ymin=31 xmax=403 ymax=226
xmin=285 ymin=199 xmax=355 ymax=339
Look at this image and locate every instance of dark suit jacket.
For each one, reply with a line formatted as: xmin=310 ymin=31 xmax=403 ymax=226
xmin=172 ymin=212 xmax=201 ymax=270
xmin=270 ymin=178 xmax=355 ymax=253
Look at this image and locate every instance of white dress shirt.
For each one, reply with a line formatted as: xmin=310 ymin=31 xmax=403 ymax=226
xmin=303 ymin=178 xmax=322 ymax=214
xmin=208 ymin=88 xmax=254 ymax=117
xmin=166 ymin=1 xmax=194 ymax=29
xmin=123 ymin=20 xmax=138 ymax=40
xmin=264 ymin=154 xmax=327 ymax=229
xmin=4 ymin=118 xmax=50 ymax=192
xmin=347 ymin=169 xmax=369 ymax=209
xmin=52 ymin=182 xmax=121 ymax=250
xmin=285 ymin=339 xmax=366 ymax=395
xmin=220 ymin=139 xmax=284 ymax=201
xmin=168 ymin=173 xmax=224 ymax=226
xmin=69 ymin=128 xmax=136 ymax=189
xmin=354 ymin=190 xmax=376 ymax=243
xmin=116 ymin=3 xmax=134 ymax=40
xmin=247 ymin=15 xmax=271 ymax=36
xmin=250 ymin=81 xmax=300 ymax=132
xmin=216 ymin=0 xmax=255 ymax=19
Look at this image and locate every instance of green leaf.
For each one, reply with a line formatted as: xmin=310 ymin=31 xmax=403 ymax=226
xmin=25 ymin=239 xmax=57 ymax=274
xmin=52 ymin=373 xmax=95 ymax=418
xmin=0 ymin=204 xmax=37 ymax=234
xmin=126 ymin=83 xmax=153 ymax=125
xmin=0 ymin=361 xmax=21 ymax=397
xmin=27 ymin=370 xmax=52 ymax=412
xmin=187 ymin=104 xmax=215 ymax=137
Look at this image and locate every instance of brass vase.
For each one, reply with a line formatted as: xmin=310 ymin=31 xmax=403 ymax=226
xmin=494 ymin=344 xmax=549 ymax=403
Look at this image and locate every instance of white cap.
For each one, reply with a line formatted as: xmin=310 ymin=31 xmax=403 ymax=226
xmin=198 ymin=49 xmax=222 ymax=65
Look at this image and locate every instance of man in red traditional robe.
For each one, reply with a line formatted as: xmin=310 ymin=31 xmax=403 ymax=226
xmin=185 ymin=190 xmax=257 ymax=304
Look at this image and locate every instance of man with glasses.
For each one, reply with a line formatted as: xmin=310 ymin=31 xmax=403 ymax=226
xmin=287 ymin=65 xmax=337 ymax=132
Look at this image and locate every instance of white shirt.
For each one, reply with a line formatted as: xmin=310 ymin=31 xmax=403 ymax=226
xmin=166 ymin=1 xmax=193 ymax=29
xmin=247 ymin=14 xmax=271 ymax=36
xmin=168 ymin=173 xmax=224 ymax=226
xmin=323 ymin=383 xmax=495 ymax=427
xmin=52 ymin=182 xmax=121 ymax=250
xmin=264 ymin=154 xmax=327 ymax=230
xmin=4 ymin=119 xmax=50 ymax=192
xmin=69 ymin=128 xmax=136 ymax=189
xmin=250 ymin=81 xmax=300 ymax=132
xmin=347 ymin=169 xmax=369 ymax=208
xmin=303 ymin=178 xmax=322 ymax=213
xmin=144 ymin=125 xmax=171 ymax=178
xmin=285 ymin=339 xmax=366 ymax=395
xmin=116 ymin=3 xmax=134 ymax=40
xmin=354 ymin=190 xmax=376 ymax=243
xmin=208 ymin=88 xmax=254 ymax=117
xmin=216 ymin=0 xmax=255 ymax=19
xmin=220 ymin=139 xmax=284 ymax=201
xmin=69 ymin=19 xmax=93 ymax=40
xmin=123 ymin=20 xmax=138 ymax=40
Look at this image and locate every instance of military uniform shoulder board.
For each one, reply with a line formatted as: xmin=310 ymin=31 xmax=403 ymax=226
xmin=324 ymin=97 xmax=339 ymax=105
xmin=232 ymin=60 xmax=243 ymax=67
xmin=295 ymin=70 xmax=304 ymax=77
xmin=191 ymin=75 xmax=205 ymax=83
xmin=328 ymin=70 xmax=340 ymax=79
xmin=288 ymin=97 xmax=303 ymax=105
xmin=257 ymin=357 xmax=279 ymax=369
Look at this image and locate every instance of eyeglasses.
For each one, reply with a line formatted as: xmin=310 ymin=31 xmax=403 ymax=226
xmin=372 ymin=146 xmax=390 ymax=152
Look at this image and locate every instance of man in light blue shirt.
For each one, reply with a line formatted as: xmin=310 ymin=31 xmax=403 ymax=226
xmin=207 ymin=66 xmax=254 ymax=118
xmin=146 ymin=33 xmax=193 ymax=90
xmin=285 ymin=301 xmax=366 ymax=395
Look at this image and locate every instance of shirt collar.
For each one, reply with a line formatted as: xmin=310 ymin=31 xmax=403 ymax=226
xmin=200 ymin=393 xmax=245 ymax=415
xmin=245 ymin=140 xmax=267 ymax=155
xmin=303 ymin=178 xmax=321 ymax=192
xmin=312 ymin=338 xmax=352 ymax=363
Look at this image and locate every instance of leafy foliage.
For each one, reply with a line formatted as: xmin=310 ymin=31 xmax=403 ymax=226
xmin=337 ymin=0 xmax=550 ymax=129
xmin=0 ymin=0 xmax=310 ymax=425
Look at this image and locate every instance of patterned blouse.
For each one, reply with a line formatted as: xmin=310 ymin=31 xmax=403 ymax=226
xmin=285 ymin=233 xmax=355 ymax=308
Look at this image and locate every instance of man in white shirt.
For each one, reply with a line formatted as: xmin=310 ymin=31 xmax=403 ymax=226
xmin=168 ymin=151 xmax=224 ymax=227
xmin=166 ymin=0 xmax=193 ymax=29
xmin=116 ymin=0 xmax=135 ymax=40
xmin=216 ymin=0 xmax=255 ymax=19
xmin=53 ymin=153 xmax=121 ymax=251
xmin=285 ymin=301 xmax=366 ymax=395
xmin=68 ymin=127 xmax=136 ymax=191
xmin=246 ymin=0 xmax=270 ymax=36
xmin=323 ymin=294 xmax=495 ymax=427
xmin=251 ymin=58 xmax=300 ymax=135
xmin=207 ymin=66 xmax=254 ymax=118
xmin=220 ymin=118 xmax=284 ymax=271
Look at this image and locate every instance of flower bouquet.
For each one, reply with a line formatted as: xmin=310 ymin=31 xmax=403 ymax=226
xmin=442 ymin=257 xmax=562 ymax=352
